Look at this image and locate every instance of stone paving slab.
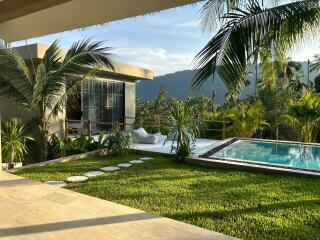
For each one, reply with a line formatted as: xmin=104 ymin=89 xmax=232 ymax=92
xmin=0 ymin=172 xmax=239 ymax=240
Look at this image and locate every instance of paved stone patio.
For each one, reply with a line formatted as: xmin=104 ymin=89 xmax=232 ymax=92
xmin=0 ymin=172 xmax=238 ymax=240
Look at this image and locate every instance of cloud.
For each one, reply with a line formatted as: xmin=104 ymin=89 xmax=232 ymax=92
xmin=176 ymin=20 xmax=199 ymax=28
xmin=114 ymin=48 xmax=194 ymax=76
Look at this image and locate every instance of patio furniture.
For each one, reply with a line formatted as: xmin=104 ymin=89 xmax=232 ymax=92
xmin=131 ymin=127 xmax=160 ymax=144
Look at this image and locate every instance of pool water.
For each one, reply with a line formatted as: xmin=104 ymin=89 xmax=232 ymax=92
xmin=211 ymin=140 xmax=320 ymax=171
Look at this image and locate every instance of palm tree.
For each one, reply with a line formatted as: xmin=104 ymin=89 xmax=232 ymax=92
xmin=166 ymin=102 xmax=198 ymax=161
xmin=193 ymin=0 xmax=320 ymax=97
xmin=282 ymin=90 xmax=320 ymax=143
xmin=0 ymin=39 xmax=113 ymax=161
xmin=1 ymin=119 xmax=33 ymax=169
xmin=227 ymin=101 xmax=268 ymax=138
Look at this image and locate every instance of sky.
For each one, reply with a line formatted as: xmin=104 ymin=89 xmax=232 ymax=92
xmin=12 ymin=2 xmax=320 ymax=76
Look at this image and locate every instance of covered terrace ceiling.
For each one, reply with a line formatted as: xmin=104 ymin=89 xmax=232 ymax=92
xmin=0 ymin=0 xmax=200 ymax=42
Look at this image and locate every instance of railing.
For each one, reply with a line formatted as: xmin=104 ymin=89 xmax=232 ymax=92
xmin=199 ymin=119 xmax=229 ymax=140
xmin=64 ymin=117 xmax=135 ymax=138
xmin=65 ymin=116 xmax=229 ymax=140
xmin=136 ymin=116 xmax=230 ymax=140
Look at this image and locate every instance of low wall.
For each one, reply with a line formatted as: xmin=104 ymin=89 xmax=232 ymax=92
xmin=5 ymin=148 xmax=107 ymax=173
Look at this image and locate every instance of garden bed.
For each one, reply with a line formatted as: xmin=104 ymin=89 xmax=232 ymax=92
xmin=14 ymin=154 xmax=320 ymax=240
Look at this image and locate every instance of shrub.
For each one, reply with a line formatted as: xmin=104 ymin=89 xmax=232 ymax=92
xmin=282 ymin=90 xmax=320 ymax=143
xmin=1 ymin=119 xmax=33 ymax=169
xmin=172 ymin=141 xmax=193 ymax=163
xmin=107 ymin=130 xmax=133 ymax=156
xmin=166 ymin=102 xmax=198 ymax=162
xmin=49 ymin=133 xmax=108 ymax=158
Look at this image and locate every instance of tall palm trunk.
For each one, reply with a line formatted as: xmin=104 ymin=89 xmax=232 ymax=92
xmin=39 ymin=119 xmax=48 ymax=162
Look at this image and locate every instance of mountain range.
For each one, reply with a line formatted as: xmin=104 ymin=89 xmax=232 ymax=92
xmin=137 ymin=61 xmax=317 ymax=104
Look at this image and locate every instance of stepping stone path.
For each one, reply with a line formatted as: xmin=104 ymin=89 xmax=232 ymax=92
xmin=117 ymin=163 xmax=132 ymax=168
xmin=139 ymin=157 xmax=154 ymax=161
xmin=63 ymin=157 xmax=153 ymax=184
xmin=67 ymin=176 xmax=88 ymax=183
xmin=100 ymin=166 xmax=120 ymax=172
xmin=45 ymin=180 xmax=67 ymax=188
xmin=85 ymin=171 xmax=104 ymax=177
xmin=130 ymin=160 xmax=144 ymax=164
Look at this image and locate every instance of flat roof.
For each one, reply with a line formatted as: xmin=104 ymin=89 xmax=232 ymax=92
xmin=13 ymin=43 xmax=153 ymax=81
xmin=0 ymin=0 xmax=200 ymax=42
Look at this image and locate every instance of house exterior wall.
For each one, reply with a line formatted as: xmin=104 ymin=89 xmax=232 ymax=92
xmin=0 ymin=43 xmax=153 ymax=137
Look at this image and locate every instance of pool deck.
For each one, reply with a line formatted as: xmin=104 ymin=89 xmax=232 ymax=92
xmin=0 ymin=172 xmax=238 ymax=240
xmin=135 ymin=137 xmax=219 ymax=156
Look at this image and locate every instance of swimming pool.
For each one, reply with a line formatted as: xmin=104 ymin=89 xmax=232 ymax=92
xmin=209 ymin=139 xmax=320 ymax=172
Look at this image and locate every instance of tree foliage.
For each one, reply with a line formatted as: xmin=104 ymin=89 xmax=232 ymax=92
xmin=194 ymin=0 xmax=320 ymax=98
xmin=227 ymin=101 xmax=268 ymax=138
xmin=282 ymin=90 xmax=320 ymax=143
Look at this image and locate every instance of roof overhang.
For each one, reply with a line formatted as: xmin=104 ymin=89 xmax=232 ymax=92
xmin=14 ymin=43 xmax=154 ymax=81
xmin=0 ymin=0 xmax=200 ymax=43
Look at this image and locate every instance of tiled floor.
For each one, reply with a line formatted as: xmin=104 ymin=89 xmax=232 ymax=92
xmin=0 ymin=172 xmax=238 ymax=240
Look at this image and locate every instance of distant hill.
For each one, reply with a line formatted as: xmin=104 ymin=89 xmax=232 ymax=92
xmin=137 ymin=61 xmax=317 ymax=104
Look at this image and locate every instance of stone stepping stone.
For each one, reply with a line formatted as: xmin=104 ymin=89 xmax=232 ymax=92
xmin=85 ymin=171 xmax=104 ymax=177
xmin=100 ymin=166 xmax=120 ymax=172
xmin=130 ymin=160 xmax=144 ymax=164
xmin=45 ymin=180 xmax=67 ymax=188
xmin=117 ymin=163 xmax=132 ymax=168
xmin=139 ymin=157 xmax=154 ymax=161
xmin=67 ymin=176 xmax=88 ymax=183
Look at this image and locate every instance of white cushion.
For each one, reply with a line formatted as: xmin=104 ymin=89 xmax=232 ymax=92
xmin=131 ymin=128 xmax=160 ymax=144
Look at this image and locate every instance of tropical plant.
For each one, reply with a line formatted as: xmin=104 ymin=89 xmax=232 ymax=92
xmin=313 ymin=75 xmax=320 ymax=93
xmin=1 ymin=119 xmax=33 ymax=168
xmin=282 ymin=90 xmax=320 ymax=142
xmin=93 ymin=132 xmax=108 ymax=150
xmin=107 ymin=130 xmax=133 ymax=156
xmin=49 ymin=134 xmax=106 ymax=157
xmin=227 ymin=101 xmax=268 ymax=138
xmin=173 ymin=141 xmax=193 ymax=163
xmin=0 ymin=39 xmax=113 ymax=162
xmin=185 ymin=95 xmax=214 ymax=117
xmin=166 ymin=102 xmax=198 ymax=162
xmin=193 ymin=0 xmax=320 ymax=97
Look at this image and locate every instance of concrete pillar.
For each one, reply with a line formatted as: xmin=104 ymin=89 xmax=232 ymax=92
xmin=124 ymin=82 xmax=136 ymax=130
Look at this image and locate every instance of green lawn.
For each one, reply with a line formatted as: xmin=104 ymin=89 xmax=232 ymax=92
xmin=15 ymin=154 xmax=320 ymax=240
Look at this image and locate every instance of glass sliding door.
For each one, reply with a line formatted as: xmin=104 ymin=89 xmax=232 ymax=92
xmin=82 ymin=79 xmax=124 ymax=132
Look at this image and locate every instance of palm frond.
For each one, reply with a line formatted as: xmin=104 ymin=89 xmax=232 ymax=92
xmin=194 ymin=0 xmax=320 ymax=96
xmin=62 ymin=38 xmax=114 ymax=73
xmin=47 ymin=70 xmax=95 ymax=121
xmin=0 ymin=48 xmax=33 ymax=104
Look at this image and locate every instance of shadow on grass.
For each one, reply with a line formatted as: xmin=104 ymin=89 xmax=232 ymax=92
xmin=165 ymin=199 xmax=320 ymax=221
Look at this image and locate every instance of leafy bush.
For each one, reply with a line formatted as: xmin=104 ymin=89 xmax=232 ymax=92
xmin=107 ymin=130 xmax=133 ymax=156
xmin=282 ymin=90 xmax=320 ymax=143
xmin=227 ymin=101 xmax=268 ymax=138
xmin=49 ymin=132 xmax=107 ymax=158
xmin=166 ymin=102 xmax=198 ymax=162
xmin=172 ymin=141 xmax=193 ymax=163
xmin=1 ymin=119 xmax=33 ymax=168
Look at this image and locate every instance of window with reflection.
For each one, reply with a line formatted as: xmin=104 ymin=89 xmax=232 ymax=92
xmin=82 ymin=79 xmax=124 ymax=131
